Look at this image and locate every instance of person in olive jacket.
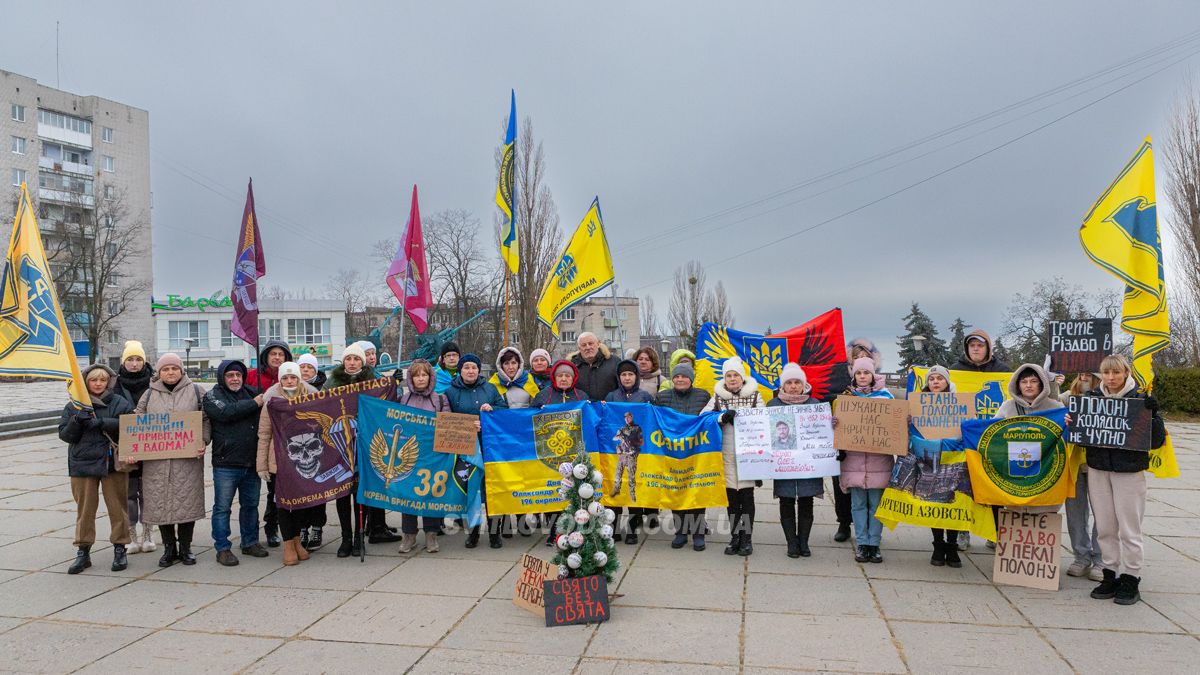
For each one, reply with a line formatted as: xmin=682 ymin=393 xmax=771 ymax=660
xmin=59 ymin=364 xmax=135 ymax=574
xmin=202 ymin=360 xmax=269 ymax=566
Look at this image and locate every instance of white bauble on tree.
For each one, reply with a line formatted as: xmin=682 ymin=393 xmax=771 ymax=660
xmin=577 ymin=482 xmax=594 ymax=499
xmin=603 ymin=508 xmax=616 ymax=524
xmin=558 ymin=564 xmax=569 ymax=579
xmin=592 ymin=469 xmax=603 ymax=485
xmin=593 ymin=551 xmax=608 ymax=566
xmin=567 ymin=552 xmax=582 ymax=569
xmin=556 ymin=534 xmax=569 ymax=550
xmin=600 ymin=524 xmax=614 ymax=540
xmin=559 ymin=462 xmax=574 ymax=477
xmin=587 ymin=501 xmax=605 ymax=517
xmin=572 ymin=463 xmax=589 ymax=479
xmin=560 ymin=477 xmax=574 ymax=490
xmin=567 ymin=531 xmax=585 ymax=548
xmin=574 ymin=509 xmax=591 ymax=525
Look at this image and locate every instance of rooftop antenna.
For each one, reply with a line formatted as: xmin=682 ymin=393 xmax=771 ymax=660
xmin=56 ymin=21 xmax=60 ymax=88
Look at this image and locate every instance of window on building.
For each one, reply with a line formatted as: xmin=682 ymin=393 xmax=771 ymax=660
xmin=220 ymin=320 xmax=234 ymax=347
xmin=101 ymin=126 xmax=113 ymax=143
xmin=258 ymin=318 xmax=282 ymax=342
xmin=10 ymin=136 xmax=25 ymax=154
xmin=107 ymin=330 xmax=119 ymax=344
xmin=168 ymin=320 xmax=209 ymax=349
xmin=104 ymin=185 xmax=114 ymax=200
xmin=102 ymin=156 xmax=114 ymax=172
xmin=11 ymin=104 xmax=24 ymax=122
xmin=37 ymin=109 xmax=91 ymax=134
xmin=288 ymin=318 xmax=330 ymax=344
xmin=11 ymin=169 xmax=25 ymax=186
xmin=562 ymin=331 xmax=577 ymax=342
xmin=562 ymin=309 xmax=576 ymax=321
xmin=107 ymin=300 xmax=121 ymax=316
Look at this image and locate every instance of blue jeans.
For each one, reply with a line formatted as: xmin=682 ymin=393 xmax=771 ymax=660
xmin=850 ymin=487 xmax=884 ymax=547
xmin=212 ymin=467 xmax=262 ymax=552
xmin=1065 ymin=470 xmax=1101 ymax=565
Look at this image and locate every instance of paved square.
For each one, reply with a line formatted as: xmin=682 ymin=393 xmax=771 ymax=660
xmin=1 ymin=425 xmax=1199 ymax=672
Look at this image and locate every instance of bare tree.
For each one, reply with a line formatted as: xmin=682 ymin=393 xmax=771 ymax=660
xmin=40 ymin=183 xmax=150 ymax=363
xmin=708 ymin=281 xmax=735 ymax=328
xmin=1162 ymin=77 xmax=1200 ymax=366
xmin=668 ymin=260 xmax=710 ymax=349
xmin=1000 ymin=276 xmax=1130 ymax=365
xmin=640 ymin=294 xmax=662 ymax=338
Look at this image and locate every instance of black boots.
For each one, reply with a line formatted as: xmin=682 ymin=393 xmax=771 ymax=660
xmin=834 ymin=523 xmax=852 ymax=543
xmin=465 ymin=526 xmax=480 ymax=549
xmin=158 ymin=526 xmax=179 ymax=567
xmin=178 ymin=538 xmax=196 ymax=566
xmin=337 ymin=529 xmax=353 ymax=558
xmin=351 ymin=532 xmax=363 ymax=557
xmin=1091 ymin=568 xmax=1118 ymax=599
xmin=944 ymin=543 xmax=962 ymax=569
xmin=724 ymin=532 xmax=742 ymax=556
xmin=855 ymin=545 xmax=883 ymax=563
xmin=1114 ymin=574 xmax=1141 ymax=605
xmin=68 ymin=546 xmax=91 ymax=574
xmin=624 ymin=513 xmax=641 ymax=545
xmin=265 ymin=525 xmax=281 ymax=548
xmin=780 ymin=504 xmax=800 ymax=559
xmin=931 ymin=541 xmax=946 ymax=566
xmin=738 ymin=526 xmax=753 ymax=556
xmin=300 ymin=529 xmax=310 ymax=549
xmin=111 ymin=544 xmax=128 ymax=572
xmin=489 ymin=533 xmax=503 ymax=549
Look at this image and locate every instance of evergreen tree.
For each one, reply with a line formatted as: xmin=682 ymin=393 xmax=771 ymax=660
xmin=551 ymin=448 xmax=619 ymax=582
xmin=993 ymin=337 xmax=1011 ymax=368
xmin=897 ymin=302 xmax=949 ymax=369
xmin=947 ymin=318 xmax=969 ymax=365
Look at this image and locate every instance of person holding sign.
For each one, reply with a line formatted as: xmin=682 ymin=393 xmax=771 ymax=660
xmin=59 ymin=365 xmax=135 ymax=574
xmin=702 ymin=356 xmax=765 ymax=556
xmin=769 ymin=363 xmax=824 ymax=559
xmin=654 ymin=360 xmax=712 ymax=551
xmin=255 ymin=362 xmax=320 ymax=565
xmin=115 ymin=340 xmax=154 ymax=555
xmin=1059 ymin=373 xmax=1104 ymax=582
xmin=911 ymin=366 xmax=965 ymax=569
xmin=397 ymin=359 xmax=451 ymax=553
xmin=605 ymin=360 xmax=654 ymax=544
xmin=837 ymin=357 xmax=895 ymax=564
xmin=446 ymin=353 xmax=508 ymax=549
xmin=1074 ymin=355 xmax=1166 ymax=606
xmin=133 ymin=353 xmax=211 ymax=568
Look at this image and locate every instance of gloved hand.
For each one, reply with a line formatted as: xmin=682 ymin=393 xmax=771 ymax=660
xmin=74 ymin=412 xmax=93 ymax=427
xmin=1144 ymin=395 xmax=1159 ymax=413
xmin=85 ymin=417 xmax=105 ymax=431
xmin=258 ymin=471 xmax=271 ymax=483
xmin=837 ymin=450 xmax=847 ymax=462
xmin=719 ymin=410 xmax=737 ymax=425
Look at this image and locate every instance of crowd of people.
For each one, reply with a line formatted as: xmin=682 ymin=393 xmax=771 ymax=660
xmin=58 ymin=328 xmax=1165 ymax=606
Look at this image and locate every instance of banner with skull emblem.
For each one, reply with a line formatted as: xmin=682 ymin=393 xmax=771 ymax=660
xmin=268 ymin=377 xmax=397 ymax=508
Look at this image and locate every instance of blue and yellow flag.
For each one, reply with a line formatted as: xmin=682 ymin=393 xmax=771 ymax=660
xmin=962 ymin=409 xmax=1077 ymax=507
xmin=594 ymin=402 xmax=727 ymax=511
xmin=497 ymin=90 xmax=519 ymax=274
xmin=355 ymin=396 xmax=482 ymax=527
xmin=907 ymin=366 xmax=1011 ymax=418
xmin=536 ymin=198 xmax=614 ymax=335
xmin=876 ymin=436 xmax=998 ymax=541
xmin=1079 ymin=137 xmax=1168 ymax=391
xmin=481 ymin=402 xmax=601 ymax=516
xmin=0 ymin=185 xmax=90 ymax=411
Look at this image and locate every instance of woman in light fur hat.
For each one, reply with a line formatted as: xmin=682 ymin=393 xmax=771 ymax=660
xmin=701 ymin=356 xmax=765 ymax=556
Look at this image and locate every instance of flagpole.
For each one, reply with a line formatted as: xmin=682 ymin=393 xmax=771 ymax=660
xmin=503 ymin=268 xmax=511 ymax=348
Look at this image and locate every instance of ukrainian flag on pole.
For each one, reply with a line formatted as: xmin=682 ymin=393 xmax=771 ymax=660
xmin=0 ymin=184 xmax=91 ymax=411
xmin=536 ymin=198 xmax=615 ymax=335
xmin=1079 ymin=137 xmax=1178 ymax=478
xmin=497 ymin=90 xmax=519 ymax=274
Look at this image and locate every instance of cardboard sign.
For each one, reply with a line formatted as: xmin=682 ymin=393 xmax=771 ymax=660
xmin=433 ymin=412 xmax=478 ymax=455
xmin=543 ymin=575 xmax=610 ymax=627
xmin=733 ymin=403 xmax=839 ymax=480
xmin=833 ymin=396 xmax=909 ymax=456
xmin=513 ymin=554 xmax=557 ymax=616
xmin=1066 ymin=396 xmax=1151 ymax=451
xmin=908 ymin=392 xmax=975 ymax=440
xmin=1047 ymin=319 xmax=1113 ymax=373
xmin=993 ymin=509 xmax=1062 ymax=590
xmin=118 ymin=411 xmax=205 ymax=462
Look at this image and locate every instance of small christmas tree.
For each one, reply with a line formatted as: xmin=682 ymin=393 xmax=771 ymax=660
xmin=551 ymin=448 xmax=619 ymax=582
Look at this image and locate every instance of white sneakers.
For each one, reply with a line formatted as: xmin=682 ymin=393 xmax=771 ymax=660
xmin=140 ymin=523 xmax=156 ymax=553
xmin=1066 ymin=560 xmax=1090 ymax=577
xmin=127 ymin=523 xmax=142 ymax=554
xmin=425 ymin=532 xmax=439 ymax=553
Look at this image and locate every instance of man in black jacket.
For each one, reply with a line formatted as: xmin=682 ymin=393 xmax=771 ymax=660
xmin=571 ymin=332 xmax=620 ymax=401
xmin=202 ymin=360 xmax=268 ymax=566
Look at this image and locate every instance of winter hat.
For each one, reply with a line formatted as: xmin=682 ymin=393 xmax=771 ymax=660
xmin=459 ymin=353 xmax=482 ymax=369
xmin=440 ymin=341 xmax=461 ymax=358
xmin=671 ymin=361 xmax=695 ymax=382
xmin=297 ymin=353 xmax=319 ymax=369
xmin=155 ymin=353 xmax=183 ymax=371
xmin=529 ymin=348 xmax=551 ymax=367
xmin=552 ymin=360 xmax=578 ymax=380
xmin=722 ymin=356 xmax=748 ymax=378
xmin=851 ymin=357 xmax=876 ymax=375
xmin=356 ymin=340 xmax=377 ymax=354
xmin=121 ymin=340 xmax=146 ymax=363
xmin=278 ymin=362 xmax=301 ymax=380
xmin=624 ymin=348 xmax=637 ymax=360
xmin=617 ymin=359 xmax=639 ymax=376
xmin=342 ymin=343 xmax=366 ymax=362
xmin=779 ymin=363 xmax=810 ymax=391
xmin=923 ymin=365 xmax=957 ymax=392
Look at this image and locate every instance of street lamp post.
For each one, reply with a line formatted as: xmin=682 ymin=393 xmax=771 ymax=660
xmin=911 ymin=334 xmax=927 ymax=367
xmin=660 ymin=337 xmax=671 ymax=356
xmin=183 ymin=338 xmax=199 ymax=377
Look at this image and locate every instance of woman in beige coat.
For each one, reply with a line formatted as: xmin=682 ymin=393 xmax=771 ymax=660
xmin=133 ymin=353 xmax=210 ymax=567
xmin=701 ymin=356 xmax=765 ymax=556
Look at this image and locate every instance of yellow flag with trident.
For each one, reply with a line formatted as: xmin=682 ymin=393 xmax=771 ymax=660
xmin=536 ymin=198 xmax=615 ymax=335
xmin=0 ymin=184 xmax=91 ymax=411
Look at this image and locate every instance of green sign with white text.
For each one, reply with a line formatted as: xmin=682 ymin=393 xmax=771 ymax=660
xmin=152 ymin=292 xmax=233 ymax=313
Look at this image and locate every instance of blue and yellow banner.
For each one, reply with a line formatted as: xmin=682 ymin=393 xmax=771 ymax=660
xmin=876 ymin=436 xmax=997 ymax=541
xmin=481 ymin=402 xmax=601 ymax=516
xmin=0 ymin=184 xmax=90 ymax=411
xmin=535 ymin=199 xmax=614 ymax=335
xmin=497 ymin=90 xmax=518 ymax=274
xmin=962 ymin=409 xmax=1077 ymax=507
xmin=356 ymin=396 xmax=482 ymax=527
xmin=907 ymin=367 xmax=1011 ymax=419
xmin=594 ymin=402 xmax=727 ymax=511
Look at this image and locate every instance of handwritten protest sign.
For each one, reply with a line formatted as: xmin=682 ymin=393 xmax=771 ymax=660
xmin=1067 ymin=396 xmax=1151 ymax=451
xmin=543 ymin=575 xmax=610 ymax=627
xmin=733 ymin=403 xmax=838 ymax=480
xmin=908 ymin=392 xmax=975 ymax=440
xmin=1048 ymin=319 xmax=1112 ymax=373
xmin=833 ymin=396 xmax=908 ymax=456
xmin=993 ymin=509 xmax=1062 ymax=590
xmin=434 ymin=412 xmax=478 ymax=455
xmin=513 ymin=554 xmax=557 ymax=616
xmin=118 ymin=411 xmax=204 ymax=462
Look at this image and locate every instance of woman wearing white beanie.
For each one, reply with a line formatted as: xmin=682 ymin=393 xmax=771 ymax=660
xmin=701 ymin=356 xmax=765 ymax=556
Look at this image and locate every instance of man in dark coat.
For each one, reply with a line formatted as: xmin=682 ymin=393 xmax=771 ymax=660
xmin=202 ymin=360 xmax=268 ymax=565
xmin=570 ymin=332 xmax=620 ymax=401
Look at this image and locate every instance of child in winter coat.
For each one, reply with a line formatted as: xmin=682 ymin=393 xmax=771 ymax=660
xmin=702 ymin=356 xmax=766 ymax=556
xmin=255 ymin=363 xmax=320 ymax=566
xmin=770 ymin=363 xmax=823 ymax=558
xmin=917 ymin=365 xmax=963 ymax=569
xmin=1076 ymin=355 xmax=1166 ymax=606
xmin=837 ymin=357 xmax=894 ymax=564
xmin=605 ymin=359 xmax=654 ymax=543
xmin=115 ymin=340 xmax=154 ymax=554
xmin=1061 ymin=372 xmax=1103 ymax=582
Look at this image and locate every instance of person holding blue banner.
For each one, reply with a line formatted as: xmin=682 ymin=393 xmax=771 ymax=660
xmin=770 ymin=363 xmax=823 ymax=559
xmin=606 ymin=360 xmax=655 ymax=543
xmin=702 ymin=356 xmax=765 ymax=556
xmin=445 ymin=353 xmax=508 ymax=548
xmin=654 ymin=359 xmax=711 ymax=550
xmin=396 ymin=359 xmax=451 ymax=553
xmin=532 ymin=361 xmax=589 ymax=407
xmin=918 ymin=366 xmax=964 ymax=569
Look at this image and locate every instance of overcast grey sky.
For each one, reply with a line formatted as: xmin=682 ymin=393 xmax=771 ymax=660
xmin=6 ymin=1 xmax=1200 ymax=365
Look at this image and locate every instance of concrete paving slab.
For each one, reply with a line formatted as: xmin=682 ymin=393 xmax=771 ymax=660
xmin=410 ymin=647 xmax=580 ymax=674
xmin=890 ymin=621 xmax=1071 ymax=674
xmin=172 ymin=585 xmax=354 ymax=637
xmin=79 ymin=628 xmax=281 ymax=673
xmin=0 ymin=571 xmax=127 ymax=618
xmin=1042 ymin=627 xmax=1200 ymax=672
xmin=743 ymin=612 xmax=906 ymax=673
xmin=613 ymin=567 xmax=743 ymax=611
xmin=367 ymin=556 xmax=514 ymax=597
xmin=256 ymin=551 xmax=402 ymax=591
xmin=586 ymin=606 xmax=741 ymax=666
xmin=872 ymin=578 xmax=1030 ymax=626
xmin=577 ymin=659 xmax=738 ymax=675
xmin=243 ymin=639 xmax=427 ymax=673
xmin=746 ymin=571 xmax=879 ymax=617
xmin=439 ymin=597 xmax=594 ymax=656
xmin=303 ymin=591 xmax=475 ymax=647
xmin=53 ymin=578 xmax=237 ymax=628
xmin=998 ymin=584 xmax=1181 ymax=632
xmin=0 ymin=620 xmax=149 ymax=673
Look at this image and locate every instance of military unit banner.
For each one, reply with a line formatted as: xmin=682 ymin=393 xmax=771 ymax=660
xmin=593 ymin=402 xmax=726 ymax=511
xmin=962 ymin=409 xmax=1078 ymax=507
xmin=876 ymin=436 xmax=997 ymax=541
xmin=355 ymin=396 xmax=483 ymax=527
xmin=268 ymin=377 xmax=396 ymax=508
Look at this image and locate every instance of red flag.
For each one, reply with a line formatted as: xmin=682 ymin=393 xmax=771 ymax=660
xmin=230 ymin=179 xmax=266 ymax=346
xmin=385 ymin=185 xmax=433 ymax=333
xmin=768 ymin=308 xmax=848 ymax=401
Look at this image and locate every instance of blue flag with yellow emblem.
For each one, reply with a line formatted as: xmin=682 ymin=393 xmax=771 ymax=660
xmin=0 ymin=185 xmax=90 ymax=411
xmin=356 ymin=396 xmax=482 ymax=527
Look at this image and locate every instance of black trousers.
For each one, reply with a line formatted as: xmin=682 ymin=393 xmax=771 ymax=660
xmin=613 ymin=507 xmax=650 ymax=532
xmin=932 ymin=528 xmax=962 ymax=543
xmin=336 ymin=494 xmax=355 ymax=533
xmin=159 ymin=521 xmax=195 ymax=546
xmin=279 ymin=506 xmax=321 ymax=540
xmin=832 ymin=476 xmax=852 ymax=526
xmin=263 ymin=476 xmax=278 ymax=533
xmin=726 ymin=487 xmax=756 ymax=536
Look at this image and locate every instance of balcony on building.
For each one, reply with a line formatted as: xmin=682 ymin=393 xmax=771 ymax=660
xmin=37 ymin=170 xmax=94 ymax=209
xmin=37 ymin=109 xmax=93 ymax=150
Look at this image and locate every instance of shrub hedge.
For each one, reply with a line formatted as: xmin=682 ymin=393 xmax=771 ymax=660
xmin=1154 ymin=367 xmax=1200 ymax=414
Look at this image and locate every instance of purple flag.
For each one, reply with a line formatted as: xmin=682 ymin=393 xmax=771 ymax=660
xmin=230 ymin=179 xmax=266 ymax=346
xmin=268 ymin=377 xmax=397 ymax=508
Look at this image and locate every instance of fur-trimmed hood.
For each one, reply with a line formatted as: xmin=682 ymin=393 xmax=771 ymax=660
xmin=567 ymin=342 xmax=612 ymax=364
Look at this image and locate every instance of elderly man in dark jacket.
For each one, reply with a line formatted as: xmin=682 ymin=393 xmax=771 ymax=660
xmin=571 ymin=332 xmax=620 ymax=401
xmin=653 ymin=361 xmax=713 ymax=551
xmin=202 ymin=360 xmax=268 ymax=566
